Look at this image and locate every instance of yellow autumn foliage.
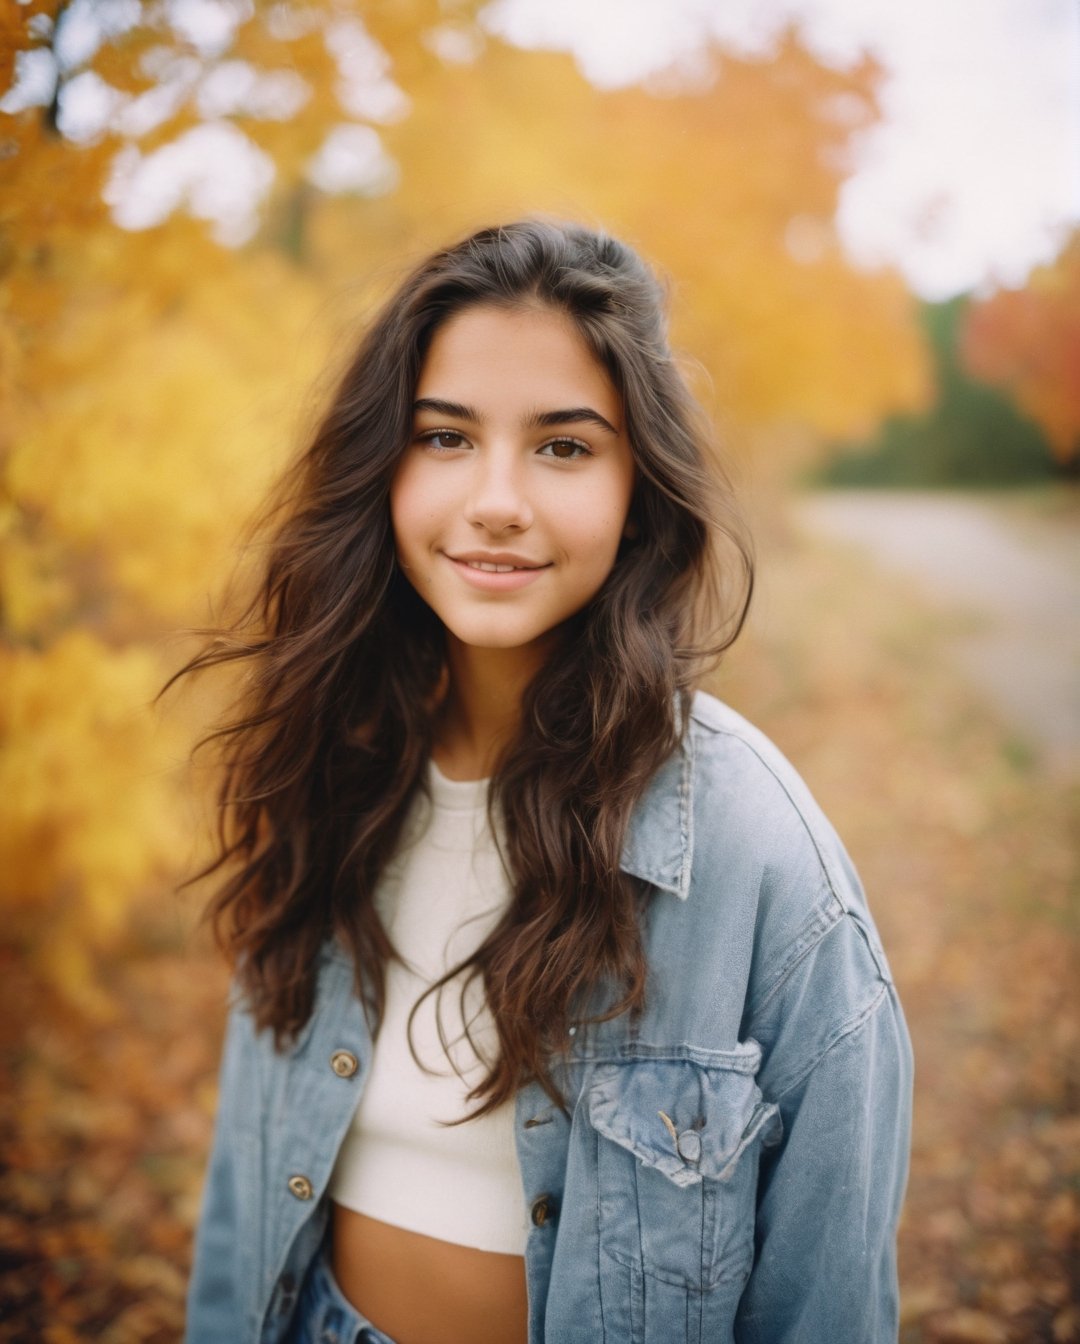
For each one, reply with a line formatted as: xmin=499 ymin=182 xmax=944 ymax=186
xmin=0 ymin=631 xmax=192 ymax=1005
xmin=8 ymin=251 xmax=328 ymax=623
xmin=1 ymin=4 xmax=933 ymax=1007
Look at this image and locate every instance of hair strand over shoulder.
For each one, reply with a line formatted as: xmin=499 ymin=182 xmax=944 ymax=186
xmin=164 ymin=218 xmax=753 ymax=1115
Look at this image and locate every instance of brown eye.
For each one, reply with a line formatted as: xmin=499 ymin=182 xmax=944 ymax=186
xmin=423 ymin=430 xmax=466 ymax=450
xmin=540 ymin=438 xmax=590 ymax=460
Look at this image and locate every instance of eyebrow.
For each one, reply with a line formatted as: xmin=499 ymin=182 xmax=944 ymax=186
xmin=413 ymin=397 xmax=481 ymax=422
xmin=412 ymin=398 xmax=619 ymax=436
xmin=528 ymin=406 xmax=619 ymax=436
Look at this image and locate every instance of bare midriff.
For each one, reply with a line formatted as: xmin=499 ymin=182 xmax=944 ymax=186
xmin=330 ymin=1201 xmax=529 ymax=1344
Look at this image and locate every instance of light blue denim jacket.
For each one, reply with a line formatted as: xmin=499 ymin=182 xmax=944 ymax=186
xmin=185 ymin=692 xmax=913 ymax=1343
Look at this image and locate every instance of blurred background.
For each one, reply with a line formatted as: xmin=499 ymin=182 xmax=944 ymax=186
xmin=1 ymin=1 xmax=1077 ymax=1339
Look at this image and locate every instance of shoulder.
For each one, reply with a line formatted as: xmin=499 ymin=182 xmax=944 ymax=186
xmin=687 ymin=690 xmax=839 ymax=850
xmin=685 ymin=689 xmax=873 ymax=926
xmin=686 ymin=690 xmax=894 ymax=1007
xmin=685 ymin=693 xmax=900 ymax=1079
xmin=622 ymin=691 xmax=901 ymax=1078
xmin=628 ymin=689 xmax=859 ymax=905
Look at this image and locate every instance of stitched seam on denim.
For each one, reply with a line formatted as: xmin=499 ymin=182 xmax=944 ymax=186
xmin=571 ymin=1043 xmax=762 ymax=1067
xmin=698 ymin=1189 xmax=712 ymax=1327
xmin=612 ymin=1042 xmax=763 ymax=1069
xmin=698 ymin=725 xmax=851 ymax=911
xmin=632 ymin=1126 xmax=646 ymax=1293
xmin=769 ymin=980 xmax=889 ymax=1101
xmin=678 ymin=727 xmax=694 ymax=897
xmin=691 ymin=719 xmax=887 ymax=1011
xmin=595 ymin=1122 xmax=607 ymax=1342
xmin=747 ymin=903 xmax=863 ymax=1018
xmin=848 ymin=906 xmax=895 ymax=983
xmin=746 ymin=885 xmax=845 ymax=1017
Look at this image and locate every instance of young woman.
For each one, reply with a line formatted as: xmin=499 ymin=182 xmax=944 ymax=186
xmin=180 ymin=219 xmax=912 ymax=1344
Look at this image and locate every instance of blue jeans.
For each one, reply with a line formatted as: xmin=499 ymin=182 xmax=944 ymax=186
xmin=289 ymin=1238 xmax=397 ymax=1344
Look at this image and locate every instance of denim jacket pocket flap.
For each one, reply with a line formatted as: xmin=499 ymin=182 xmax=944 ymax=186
xmin=587 ymin=1055 xmax=782 ymax=1190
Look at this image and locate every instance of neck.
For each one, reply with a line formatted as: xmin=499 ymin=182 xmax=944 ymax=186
xmin=434 ymin=637 xmax=554 ymax=781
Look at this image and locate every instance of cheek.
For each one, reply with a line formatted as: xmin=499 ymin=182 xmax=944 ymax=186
xmin=561 ymin=478 xmax=634 ymax=562
xmin=389 ymin=463 xmax=437 ymax=557
xmin=558 ymin=517 xmax=631 ymax=596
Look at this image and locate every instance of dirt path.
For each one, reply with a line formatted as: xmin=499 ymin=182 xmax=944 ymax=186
xmin=794 ymin=490 xmax=1080 ymax=773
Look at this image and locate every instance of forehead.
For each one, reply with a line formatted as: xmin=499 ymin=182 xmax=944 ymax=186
xmin=416 ymin=303 xmax=621 ymax=416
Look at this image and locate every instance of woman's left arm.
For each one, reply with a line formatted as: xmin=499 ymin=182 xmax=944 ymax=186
xmin=736 ymin=945 xmax=913 ymax=1343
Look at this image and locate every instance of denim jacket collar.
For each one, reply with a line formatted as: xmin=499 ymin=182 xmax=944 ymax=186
xmin=619 ymin=719 xmax=694 ymax=901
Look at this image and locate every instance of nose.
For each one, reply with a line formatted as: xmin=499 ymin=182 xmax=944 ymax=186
xmin=464 ymin=448 xmax=533 ymax=534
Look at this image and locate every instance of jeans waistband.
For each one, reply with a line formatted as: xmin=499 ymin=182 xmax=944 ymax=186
xmin=292 ymin=1240 xmax=398 ymax=1344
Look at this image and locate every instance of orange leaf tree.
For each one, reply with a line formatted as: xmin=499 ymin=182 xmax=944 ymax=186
xmin=960 ymin=230 xmax=1080 ymax=468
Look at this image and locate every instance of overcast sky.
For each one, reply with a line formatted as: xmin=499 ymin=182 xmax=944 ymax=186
xmin=4 ymin=0 xmax=1077 ymax=297
xmin=483 ymin=0 xmax=1080 ymax=298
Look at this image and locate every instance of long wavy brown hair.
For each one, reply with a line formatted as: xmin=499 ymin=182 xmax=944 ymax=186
xmin=167 ymin=219 xmax=753 ymax=1115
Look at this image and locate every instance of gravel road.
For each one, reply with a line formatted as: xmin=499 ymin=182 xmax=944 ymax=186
xmin=794 ymin=490 xmax=1079 ymax=772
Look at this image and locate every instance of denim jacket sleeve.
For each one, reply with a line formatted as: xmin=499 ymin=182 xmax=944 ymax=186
xmin=185 ymin=991 xmax=253 ymax=1342
xmin=737 ymin=963 xmax=912 ymax=1340
xmin=736 ymin=951 xmax=908 ymax=1338
xmin=731 ymin=790 xmax=913 ymax=1339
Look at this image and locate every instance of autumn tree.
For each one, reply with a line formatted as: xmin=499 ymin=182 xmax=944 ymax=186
xmin=960 ymin=230 xmax=1080 ymax=468
xmin=818 ymin=298 xmax=1057 ymax=487
xmin=1 ymin=1 xmax=930 ymax=1004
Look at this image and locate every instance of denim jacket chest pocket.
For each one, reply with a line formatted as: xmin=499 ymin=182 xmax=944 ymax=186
xmin=586 ymin=1046 xmax=781 ymax=1298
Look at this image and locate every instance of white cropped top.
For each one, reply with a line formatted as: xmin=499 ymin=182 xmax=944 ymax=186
xmin=327 ymin=761 xmax=529 ymax=1254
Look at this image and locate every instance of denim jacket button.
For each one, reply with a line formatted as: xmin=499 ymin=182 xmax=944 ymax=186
xmin=530 ymin=1194 xmax=556 ymax=1227
xmin=330 ymin=1050 xmax=359 ymax=1078
xmin=287 ymin=1174 xmax=314 ymax=1200
xmin=676 ymin=1130 xmax=702 ymax=1164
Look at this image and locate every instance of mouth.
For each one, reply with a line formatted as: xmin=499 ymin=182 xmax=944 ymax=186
xmin=458 ymin=559 xmax=546 ymax=573
xmin=443 ymin=552 xmax=551 ymax=590
xmin=447 ymin=552 xmax=551 ymax=572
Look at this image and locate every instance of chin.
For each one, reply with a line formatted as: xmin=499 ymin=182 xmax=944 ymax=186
xmin=454 ymin=629 xmax=542 ymax=651
xmin=443 ymin=616 xmax=560 ymax=656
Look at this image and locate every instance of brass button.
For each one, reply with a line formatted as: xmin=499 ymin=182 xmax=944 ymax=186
xmin=330 ymin=1050 xmax=359 ymax=1078
xmin=530 ymin=1194 xmax=556 ymax=1227
xmin=287 ymin=1174 xmax=314 ymax=1201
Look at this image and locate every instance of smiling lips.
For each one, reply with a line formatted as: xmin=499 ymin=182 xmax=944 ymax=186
xmin=445 ymin=551 xmax=551 ymax=591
